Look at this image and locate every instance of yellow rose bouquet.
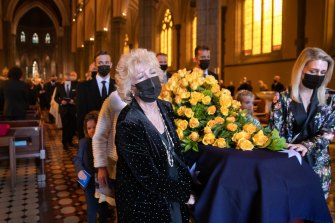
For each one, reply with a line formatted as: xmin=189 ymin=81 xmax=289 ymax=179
xmin=160 ymin=68 xmax=287 ymax=152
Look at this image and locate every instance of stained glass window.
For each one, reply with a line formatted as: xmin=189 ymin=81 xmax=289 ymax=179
xmin=243 ymin=0 xmax=282 ymax=55
xmin=32 ymin=33 xmax=39 ymax=44
xmin=45 ymin=33 xmax=51 ymax=44
xmin=160 ymin=9 xmax=173 ymax=66
xmin=192 ymin=16 xmax=197 ymax=55
xmin=20 ymin=31 xmax=26 ymax=42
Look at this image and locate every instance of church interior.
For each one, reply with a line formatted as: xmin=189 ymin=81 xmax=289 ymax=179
xmin=0 ymin=0 xmax=335 ymax=222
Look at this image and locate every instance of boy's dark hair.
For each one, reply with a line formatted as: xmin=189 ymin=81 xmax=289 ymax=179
xmin=83 ymin=111 xmax=99 ymax=138
xmin=156 ymin=52 xmax=167 ymax=57
xmin=194 ymin=45 xmax=210 ymax=57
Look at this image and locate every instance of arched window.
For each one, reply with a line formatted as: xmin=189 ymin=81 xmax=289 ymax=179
xmin=123 ymin=34 xmax=129 ymax=54
xmin=243 ymin=0 xmax=282 ymax=56
xmin=192 ymin=16 xmax=197 ymax=55
xmin=160 ymin=9 xmax=173 ymax=66
xmin=45 ymin=33 xmax=51 ymax=44
xmin=20 ymin=31 xmax=26 ymax=42
xmin=32 ymin=33 xmax=39 ymax=44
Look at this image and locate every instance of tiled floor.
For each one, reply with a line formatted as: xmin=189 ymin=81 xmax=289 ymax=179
xmin=0 ymin=121 xmax=335 ymax=222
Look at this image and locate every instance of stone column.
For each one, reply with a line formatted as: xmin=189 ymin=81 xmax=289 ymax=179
xmin=175 ymin=24 xmax=181 ymax=70
xmin=196 ymin=0 xmax=220 ymax=70
xmin=110 ymin=16 xmax=126 ymax=72
xmin=95 ymin=30 xmax=108 ymax=53
xmin=138 ymin=0 xmax=156 ymax=50
xmin=84 ymin=40 xmax=95 ymax=73
xmin=76 ymin=47 xmax=85 ymax=80
xmin=296 ymin=0 xmax=306 ymax=56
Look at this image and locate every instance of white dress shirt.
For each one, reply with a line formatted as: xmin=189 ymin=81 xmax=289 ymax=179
xmin=96 ymin=74 xmax=110 ymax=97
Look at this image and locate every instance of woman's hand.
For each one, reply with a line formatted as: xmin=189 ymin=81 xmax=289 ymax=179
xmin=287 ymin=143 xmax=308 ymax=156
xmin=98 ymin=167 xmax=108 ymax=187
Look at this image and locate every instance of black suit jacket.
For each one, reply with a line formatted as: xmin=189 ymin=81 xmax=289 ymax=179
xmin=0 ymin=79 xmax=29 ymax=119
xmin=45 ymin=81 xmax=58 ymax=102
xmin=55 ymin=81 xmax=77 ymax=115
xmin=76 ymin=76 xmax=116 ymax=139
xmin=115 ymin=99 xmax=191 ymax=222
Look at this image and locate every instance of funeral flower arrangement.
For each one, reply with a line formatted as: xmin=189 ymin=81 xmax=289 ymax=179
xmin=159 ymin=68 xmax=287 ymax=152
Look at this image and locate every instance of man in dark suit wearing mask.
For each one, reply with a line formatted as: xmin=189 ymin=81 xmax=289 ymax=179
xmin=193 ymin=45 xmax=219 ymax=80
xmin=156 ymin=52 xmax=172 ymax=83
xmin=76 ymin=51 xmax=116 ymax=139
xmin=55 ymin=73 xmax=77 ymax=149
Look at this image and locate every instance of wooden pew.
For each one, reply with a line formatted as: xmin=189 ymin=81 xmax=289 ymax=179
xmin=0 ymin=119 xmax=45 ymax=188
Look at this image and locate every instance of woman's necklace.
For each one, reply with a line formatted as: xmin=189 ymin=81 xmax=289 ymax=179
xmin=159 ymin=111 xmax=175 ymax=167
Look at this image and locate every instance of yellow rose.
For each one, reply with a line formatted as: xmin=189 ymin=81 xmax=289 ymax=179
xmin=243 ymin=123 xmax=257 ymax=134
xmin=176 ymin=128 xmax=184 ymax=140
xmin=202 ymin=95 xmax=211 ymax=105
xmin=204 ymin=126 xmax=212 ymax=134
xmin=177 ymin=106 xmax=186 ymax=116
xmin=207 ymin=120 xmax=217 ymax=128
xmin=219 ymin=94 xmax=232 ymax=107
xmin=179 ymin=78 xmax=189 ymax=87
xmin=237 ymin=138 xmax=254 ymax=151
xmin=226 ymin=116 xmax=236 ymax=123
xmin=207 ymin=105 xmax=217 ymax=115
xmin=191 ymin=92 xmax=203 ymax=102
xmin=226 ymin=123 xmax=238 ymax=132
xmin=204 ymin=75 xmax=218 ymax=85
xmin=190 ymin=82 xmax=199 ymax=90
xmin=232 ymin=131 xmax=251 ymax=142
xmin=177 ymin=68 xmax=188 ymax=78
xmin=181 ymin=91 xmax=190 ymax=99
xmin=189 ymin=98 xmax=198 ymax=106
xmin=232 ymin=100 xmax=241 ymax=109
xmin=176 ymin=119 xmax=188 ymax=131
xmin=174 ymin=95 xmax=182 ymax=104
xmin=220 ymin=106 xmax=229 ymax=116
xmin=211 ymin=84 xmax=221 ymax=94
xmin=231 ymin=112 xmax=238 ymax=117
xmin=189 ymin=117 xmax=200 ymax=128
xmin=252 ymin=130 xmax=270 ymax=148
xmin=184 ymin=108 xmax=194 ymax=118
xmin=202 ymin=133 xmax=216 ymax=145
xmin=214 ymin=138 xmax=227 ymax=148
xmin=189 ymin=132 xmax=200 ymax=142
xmin=214 ymin=116 xmax=225 ymax=124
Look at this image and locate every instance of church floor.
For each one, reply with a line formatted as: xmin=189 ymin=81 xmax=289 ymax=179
xmin=0 ymin=122 xmax=335 ymax=222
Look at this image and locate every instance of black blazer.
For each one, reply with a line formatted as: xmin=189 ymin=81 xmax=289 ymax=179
xmin=55 ymin=81 xmax=77 ymax=115
xmin=45 ymin=81 xmax=58 ymax=101
xmin=76 ymin=76 xmax=116 ymax=139
xmin=0 ymin=79 xmax=29 ymax=119
xmin=115 ymin=99 xmax=192 ymax=223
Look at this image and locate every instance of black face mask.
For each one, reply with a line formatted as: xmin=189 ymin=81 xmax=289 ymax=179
xmin=135 ymin=76 xmax=162 ymax=102
xmin=98 ymin=65 xmax=111 ymax=77
xmin=302 ymin=73 xmax=325 ymax=89
xmin=160 ymin=64 xmax=168 ymax=71
xmin=199 ymin=60 xmax=210 ymax=70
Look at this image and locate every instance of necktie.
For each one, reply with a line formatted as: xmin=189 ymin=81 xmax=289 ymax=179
xmin=66 ymin=84 xmax=70 ymax=97
xmin=101 ymin=80 xmax=107 ymax=99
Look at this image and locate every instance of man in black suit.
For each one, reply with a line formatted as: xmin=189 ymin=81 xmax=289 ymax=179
xmin=193 ymin=45 xmax=219 ymax=80
xmin=156 ymin=52 xmax=172 ymax=83
xmin=55 ymin=73 xmax=77 ymax=149
xmin=76 ymin=51 xmax=116 ymax=139
xmin=271 ymin=75 xmax=286 ymax=92
xmin=0 ymin=66 xmax=28 ymax=120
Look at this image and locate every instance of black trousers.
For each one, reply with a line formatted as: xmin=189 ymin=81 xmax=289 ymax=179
xmin=60 ymin=105 xmax=76 ymax=145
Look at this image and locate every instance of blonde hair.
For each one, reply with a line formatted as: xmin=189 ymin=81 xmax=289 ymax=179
xmin=291 ymin=47 xmax=334 ymax=105
xmin=115 ymin=48 xmax=162 ymax=103
xmin=235 ymin=90 xmax=255 ymax=102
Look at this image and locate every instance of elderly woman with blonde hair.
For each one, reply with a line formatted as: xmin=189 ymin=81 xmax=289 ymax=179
xmin=114 ymin=48 xmax=192 ymax=223
xmin=269 ymin=47 xmax=335 ymax=198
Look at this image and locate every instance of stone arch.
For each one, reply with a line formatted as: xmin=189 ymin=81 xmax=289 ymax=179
xmin=6 ymin=0 xmax=69 ymax=26
xmin=11 ymin=2 xmax=60 ymax=36
xmin=97 ymin=0 xmax=111 ymax=31
xmin=76 ymin=14 xmax=84 ymax=48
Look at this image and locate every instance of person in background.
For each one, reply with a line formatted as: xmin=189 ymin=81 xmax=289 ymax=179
xmin=76 ymin=51 xmax=116 ymax=139
xmin=226 ymin=81 xmax=235 ymax=96
xmin=92 ymin=90 xmax=127 ymax=207
xmin=55 ymin=73 xmax=77 ymax=149
xmin=193 ymin=45 xmax=218 ymax=80
xmin=0 ymin=66 xmax=28 ymax=120
xmin=258 ymin=80 xmax=269 ymax=91
xmin=115 ymin=48 xmax=192 ymax=222
xmin=271 ymin=75 xmax=286 ymax=92
xmin=156 ymin=52 xmax=172 ymax=83
xmin=237 ymin=76 xmax=253 ymax=92
xmin=235 ymin=90 xmax=260 ymax=126
xmin=74 ymin=111 xmax=109 ymax=223
xmin=269 ymin=47 xmax=335 ymax=198
xmin=45 ymin=75 xmax=58 ymax=123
